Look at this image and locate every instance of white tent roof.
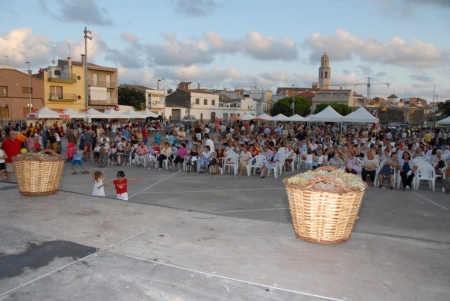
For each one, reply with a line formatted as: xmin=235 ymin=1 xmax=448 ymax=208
xmin=308 ymin=106 xmax=343 ymax=122
xmin=87 ymin=108 xmax=107 ymax=118
xmin=254 ymin=113 xmax=274 ymax=120
xmin=288 ymin=114 xmax=308 ymax=122
xmin=437 ymin=116 xmax=450 ymax=125
xmin=140 ymin=110 xmax=159 ymax=118
xmin=63 ymin=108 xmax=86 ymax=119
xmin=272 ymin=113 xmax=290 ymax=121
xmin=121 ymin=110 xmax=146 ymax=119
xmin=342 ymin=107 xmax=379 ymax=123
xmin=240 ymin=113 xmax=256 ymax=120
xmin=26 ymin=107 xmax=62 ymax=119
xmin=103 ymin=109 xmax=125 ymax=119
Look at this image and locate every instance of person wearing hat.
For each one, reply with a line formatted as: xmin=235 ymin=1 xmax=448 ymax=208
xmin=3 ymin=130 xmax=22 ymax=182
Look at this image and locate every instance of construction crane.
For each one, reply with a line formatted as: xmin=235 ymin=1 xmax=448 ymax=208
xmin=330 ymin=77 xmax=390 ymax=107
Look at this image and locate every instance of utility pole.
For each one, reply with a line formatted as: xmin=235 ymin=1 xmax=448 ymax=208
xmin=432 ymin=84 xmax=435 ymax=129
xmin=25 ymin=61 xmax=32 ymax=113
xmin=84 ymin=27 xmax=92 ymax=118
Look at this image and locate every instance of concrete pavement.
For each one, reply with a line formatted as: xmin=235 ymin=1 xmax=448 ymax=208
xmin=0 ymin=158 xmax=449 ymax=300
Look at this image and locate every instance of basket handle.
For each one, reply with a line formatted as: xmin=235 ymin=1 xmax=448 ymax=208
xmin=314 ymin=166 xmax=337 ymax=172
xmin=14 ymin=149 xmax=59 ymax=162
xmin=39 ymin=149 xmax=58 ymax=157
xmin=302 ymin=176 xmax=354 ymax=193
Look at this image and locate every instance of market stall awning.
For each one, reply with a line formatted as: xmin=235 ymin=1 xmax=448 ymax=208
xmin=63 ymin=108 xmax=87 ymax=119
xmin=140 ymin=110 xmax=159 ymax=118
xmin=272 ymin=113 xmax=290 ymax=121
xmin=254 ymin=113 xmax=274 ymax=121
xmin=288 ymin=114 xmax=308 ymax=122
xmin=121 ymin=110 xmax=146 ymax=119
xmin=103 ymin=109 xmax=125 ymax=119
xmin=26 ymin=107 xmax=67 ymax=119
xmin=308 ymin=106 xmax=343 ymax=122
xmin=240 ymin=113 xmax=256 ymax=120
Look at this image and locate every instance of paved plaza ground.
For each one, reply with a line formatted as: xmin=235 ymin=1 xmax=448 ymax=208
xmin=1 ymin=150 xmax=449 ymax=300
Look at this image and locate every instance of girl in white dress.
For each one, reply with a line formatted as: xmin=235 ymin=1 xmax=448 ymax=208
xmin=91 ymin=169 xmax=106 ymax=197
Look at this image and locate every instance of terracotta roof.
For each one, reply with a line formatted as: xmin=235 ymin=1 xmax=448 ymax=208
xmin=387 ymin=94 xmax=398 ymax=99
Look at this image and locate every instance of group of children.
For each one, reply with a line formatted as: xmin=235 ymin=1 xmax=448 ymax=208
xmin=69 ymin=144 xmax=143 ymax=200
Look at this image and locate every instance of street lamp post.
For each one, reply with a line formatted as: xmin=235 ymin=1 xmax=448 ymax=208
xmin=25 ymin=61 xmax=32 ymax=113
xmin=434 ymin=95 xmax=438 ymax=129
xmin=84 ymin=27 xmax=92 ymax=118
xmin=292 ymin=84 xmax=295 ymax=116
xmin=159 ymin=78 xmax=166 ymax=121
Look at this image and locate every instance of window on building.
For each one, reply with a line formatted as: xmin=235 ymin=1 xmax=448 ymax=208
xmin=325 ymin=71 xmax=328 ymax=78
xmin=22 ymin=87 xmax=33 ymax=94
xmin=195 ymin=98 xmax=200 ymax=105
xmin=204 ymin=99 xmax=208 ymax=105
xmin=212 ymin=99 xmax=215 ymax=105
xmin=0 ymin=86 xmax=8 ymax=96
xmin=54 ymin=70 xmax=61 ymax=76
xmin=50 ymin=86 xmax=63 ymax=99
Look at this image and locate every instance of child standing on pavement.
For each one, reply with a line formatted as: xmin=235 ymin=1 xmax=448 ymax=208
xmin=98 ymin=144 xmax=107 ymax=167
xmin=91 ymin=169 xmax=105 ymax=197
xmin=71 ymin=145 xmax=89 ymax=175
xmin=97 ymin=170 xmax=143 ymax=201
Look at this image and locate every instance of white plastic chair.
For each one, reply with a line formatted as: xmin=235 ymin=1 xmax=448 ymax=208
xmin=277 ymin=153 xmax=286 ymax=175
xmin=267 ymin=162 xmax=279 ymax=179
xmin=374 ymin=159 xmax=387 ymax=187
xmin=247 ymin=155 xmax=266 ymax=176
xmin=222 ymin=152 xmax=239 ymax=175
xmin=297 ymin=152 xmax=306 ymax=169
xmin=414 ymin=164 xmax=436 ymax=191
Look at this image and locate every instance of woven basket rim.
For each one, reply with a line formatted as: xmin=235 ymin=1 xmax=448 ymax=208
xmin=283 ymin=173 xmax=364 ymax=194
xmin=12 ymin=149 xmax=65 ymax=162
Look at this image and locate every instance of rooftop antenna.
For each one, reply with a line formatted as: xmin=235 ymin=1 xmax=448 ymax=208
xmin=3 ymin=55 xmax=8 ymax=66
xmin=67 ymin=42 xmax=71 ymax=57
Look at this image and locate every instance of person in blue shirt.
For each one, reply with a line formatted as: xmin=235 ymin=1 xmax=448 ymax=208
xmin=154 ymin=131 xmax=162 ymax=145
xmin=168 ymin=132 xmax=175 ymax=146
xmin=71 ymin=145 xmax=90 ymax=174
xmin=121 ymin=128 xmax=130 ymax=141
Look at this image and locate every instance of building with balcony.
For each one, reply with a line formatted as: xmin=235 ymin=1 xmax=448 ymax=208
xmin=0 ymin=65 xmax=44 ymax=123
xmin=121 ymin=83 xmax=165 ymax=116
xmin=36 ymin=58 xmax=85 ymax=113
xmin=57 ymin=58 xmax=118 ymax=111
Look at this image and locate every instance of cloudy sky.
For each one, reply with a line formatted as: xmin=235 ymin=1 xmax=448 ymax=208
xmin=1 ymin=0 xmax=449 ymax=102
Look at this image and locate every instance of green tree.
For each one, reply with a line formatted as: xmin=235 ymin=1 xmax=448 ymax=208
xmin=314 ymin=102 xmax=352 ymax=116
xmin=118 ymin=85 xmax=146 ymax=111
xmin=270 ymin=96 xmax=311 ymax=117
xmin=438 ymin=100 xmax=450 ymax=119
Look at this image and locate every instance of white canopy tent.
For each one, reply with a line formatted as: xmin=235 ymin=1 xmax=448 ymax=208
xmin=26 ymin=107 xmax=64 ymax=119
xmin=288 ymin=114 xmax=308 ymax=122
xmin=254 ymin=113 xmax=274 ymax=121
xmin=121 ymin=110 xmax=146 ymax=119
xmin=140 ymin=110 xmax=159 ymax=118
xmin=437 ymin=116 xmax=450 ymax=125
xmin=272 ymin=113 xmax=290 ymax=121
xmin=342 ymin=107 xmax=379 ymax=123
xmin=103 ymin=109 xmax=125 ymax=119
xmin=87 ymin=108 xmax=107 ymax=119
xmin=63 ymin=108 xmax=86 ymax=119
xmin=308 ymin=106 xmax=343 ymax=122
xmin=240 ymin=113 xmax=256 ymax=120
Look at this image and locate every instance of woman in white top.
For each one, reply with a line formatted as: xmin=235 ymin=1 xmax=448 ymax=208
xmin=260 ymin=147 xmax=280 ymax=178
xmin=91 ymin=169 xmax=106 ymax=197
xmin=0 ymin=139 xmax=7 ymax=179
xmin=284 ymin=144 xmax=295 ymax=171
xmin=238 ymin=145 xmax=253 ymax=176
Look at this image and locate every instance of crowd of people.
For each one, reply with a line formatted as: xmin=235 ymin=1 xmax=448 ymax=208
xmin=1 ymin=119 xmax=450 ymax=193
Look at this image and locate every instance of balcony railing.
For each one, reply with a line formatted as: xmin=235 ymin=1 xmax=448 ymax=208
xmin=88 ymin=79 xmax=116 ymax=88
xmin=89 ymin=98 xmax=117 ymax=105
xmin=48 ymin=73 xmax=77 ymax=84
xmin=48 ymin=93 xmax=77 ymax=102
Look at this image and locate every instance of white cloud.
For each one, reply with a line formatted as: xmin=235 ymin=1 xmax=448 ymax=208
xmin=203 ymin=31 xmax=240 ymax=53
xmin=240 ymin=32 xmax=297 ymax=61
xmin=303 ymin=29 xmax=449 ymax=68
xmin=40 ymin=0 xmax=113 ymax=26
xmin=171 ymin=0 xmax=222 ymax=17
xmin=145 ymin=32 xmax=214 ymax=67
xmin=408 ymin=71 xmax=435 ymax=82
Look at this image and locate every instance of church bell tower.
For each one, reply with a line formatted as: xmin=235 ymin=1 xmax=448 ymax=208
xmin=318 ymin=52 xmax=331 ymax=89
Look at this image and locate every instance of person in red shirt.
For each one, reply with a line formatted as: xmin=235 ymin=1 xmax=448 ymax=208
xmin=142 ymin=126 xmax=148 ymax=146
xmin=97 ymin=170 xmax=143 ymax=201
xmin=3 ymin=130 xmax=22 ymax=182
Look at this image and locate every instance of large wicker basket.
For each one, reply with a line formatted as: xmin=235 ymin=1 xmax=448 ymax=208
xmin=13 ymin=149 xmax=65 ymax=196
xmin=283 ymin=166 xmax=365 ymax=245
